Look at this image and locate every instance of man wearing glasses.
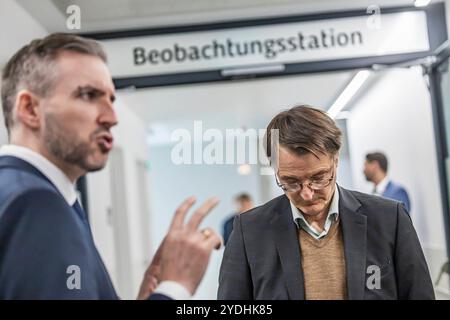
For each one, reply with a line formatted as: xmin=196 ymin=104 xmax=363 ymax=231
xmin=218 ymin=105 xmax=434 ymax=300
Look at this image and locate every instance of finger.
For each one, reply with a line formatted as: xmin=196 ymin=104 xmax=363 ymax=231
xmin=198 ymin=227 xmax=214 ymax=242
xmin=169 ymin=196 xmax=196 ymax=230
xmin=186 ymin=197 xmax=219 ymax=231
xmin=150 ymin=276 xmax=158 ymax=289
xmin=200 ymin=227 xmax=221 ymax=244
xmin=145 ymin=262 xmax=161 ymax=279
xmin=203 ymin=230 xmax=223 ymax=250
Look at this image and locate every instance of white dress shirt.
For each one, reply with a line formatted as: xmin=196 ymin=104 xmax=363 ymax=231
xmin=0 ymin=144 xmax=191 ymax=300
xmin=290 ymin=184 xmax=340 ymax=240
xmin=374 ymin=176 xmax=389 ymax=196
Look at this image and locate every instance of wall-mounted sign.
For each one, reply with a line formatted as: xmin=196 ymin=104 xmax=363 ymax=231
xmin=101 ymin=11 xmax=430 ymax=78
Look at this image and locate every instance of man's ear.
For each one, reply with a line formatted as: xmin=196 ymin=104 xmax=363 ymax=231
xmin=15 ymin=90 xmax=42 ymax=130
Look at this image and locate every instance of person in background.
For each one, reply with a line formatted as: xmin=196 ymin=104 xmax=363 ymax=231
xmin=222 ymin=193 xmax=254 ymax=245
xmin=364 ymin=152 xmax=411 ymax=213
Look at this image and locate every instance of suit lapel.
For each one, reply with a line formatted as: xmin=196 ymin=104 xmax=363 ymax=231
xmin=338 ymin=186 xmax=367 ymax=300
xmin=270 ymin=196 xmax=304 ymax=300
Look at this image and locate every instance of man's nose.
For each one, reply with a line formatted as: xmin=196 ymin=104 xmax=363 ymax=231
xmin=299 ymin=185 xmax=315 ymax=201
xmin=99 ymin=102 xmax=118 ymax=129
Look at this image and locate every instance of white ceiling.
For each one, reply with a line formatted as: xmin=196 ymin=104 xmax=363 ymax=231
xmin=117 ymin=70 xmax=356 ymax=129
xmin=16 ymin=0 xmax=420 ymax=33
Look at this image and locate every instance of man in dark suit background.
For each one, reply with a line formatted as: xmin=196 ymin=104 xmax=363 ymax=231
xmin=218 ymin=105 xmax=434 ymax=300
xmin=0 ymin=33 xmax=221 ymax=300
xmin=222 ymin=193 xmax=254 ymax=246
xmin=364 ymin=152 xmax=411 ymax=213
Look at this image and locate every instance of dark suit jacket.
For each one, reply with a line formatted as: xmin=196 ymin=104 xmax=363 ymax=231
xmin=218 ymin=185 xmax=434 ymax=300
xmin=382 ymin=181 xmax=411 ymax=213
xmin=0 ymin=156 xmax=167 ymax=300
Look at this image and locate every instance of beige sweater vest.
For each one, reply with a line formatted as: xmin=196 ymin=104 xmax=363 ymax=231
xmin=298 ymin=219 xmax=348 ymax=300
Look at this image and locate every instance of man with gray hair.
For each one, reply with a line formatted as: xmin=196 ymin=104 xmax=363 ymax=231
xmin=218 ymin=105 xmax=434 ymax=300
xmin=0 ymin=33 xmax=221 ymax=299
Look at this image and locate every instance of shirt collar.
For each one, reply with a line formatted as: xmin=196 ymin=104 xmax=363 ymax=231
xmin=290 ymin=184 xmax=339 ymax=235
xmin=0 ymin=145 xmax=78 ymax=205
xmin=375 ymin=176 xmax=390 ymax=195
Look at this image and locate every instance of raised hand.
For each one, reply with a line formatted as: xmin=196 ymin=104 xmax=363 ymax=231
xmin=138 ymin=196 xmax=222 ymax=299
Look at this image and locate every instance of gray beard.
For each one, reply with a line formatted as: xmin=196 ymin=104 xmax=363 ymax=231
xmin=43 ymin=113 xmax=105 ymax=173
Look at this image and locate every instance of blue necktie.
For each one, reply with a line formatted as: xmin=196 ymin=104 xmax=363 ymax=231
xmin=72 ymin=200 xmax=91 ymax=231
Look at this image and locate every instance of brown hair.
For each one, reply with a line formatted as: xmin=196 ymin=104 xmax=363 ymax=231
xmin=366 ymin=152 xmax=388 ymax=172
xmin=234 ymin=193 xmax=252 ymax=203
xmin=265 ymin=105 xmax=342 ymax=159
xmin=1 ymin=33 xmax=107 ymax=135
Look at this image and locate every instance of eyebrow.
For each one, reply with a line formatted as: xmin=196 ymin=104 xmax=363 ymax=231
xmin=73 ymin=85 xmax=116 ymax=103
xmin=310 ymin=169 xmax=328 ymax=177
xmin=280 ymin=169 xmax=329 ymax=181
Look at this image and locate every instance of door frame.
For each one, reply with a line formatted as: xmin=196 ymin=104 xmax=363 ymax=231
xmin=427 ymin=43 xmax=450 ymax=284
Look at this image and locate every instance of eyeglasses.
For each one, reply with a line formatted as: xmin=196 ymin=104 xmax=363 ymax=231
xmin=275 ymin=163 xmax=335 ymax=193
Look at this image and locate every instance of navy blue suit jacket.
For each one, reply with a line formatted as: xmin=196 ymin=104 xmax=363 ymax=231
xmin=382 ymin=181 xmax=411 ymax=213
xmin=0 ymin=156 xmax=168 ymax=300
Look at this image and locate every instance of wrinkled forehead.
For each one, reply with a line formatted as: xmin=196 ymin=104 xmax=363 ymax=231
xmin=53 ymin=51 xmax=115 ymax=93
xmin=277 ymin=147 xmax=335 ymax=178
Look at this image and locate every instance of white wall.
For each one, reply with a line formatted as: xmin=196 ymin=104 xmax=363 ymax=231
xmin=87 ymin=98 xmax=150 ymax=299
xmin=446 ymin=0 xmax=450 ymax=39
xmin=148 ymin=139 xmax=264 ymax=299
xmin=0 ymin=0 xmax=48 ymax=66
xmin=347 ymin=67 xmax=447 ymax=283
xmin=0 ymin=0 xmax=49 ymax=146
